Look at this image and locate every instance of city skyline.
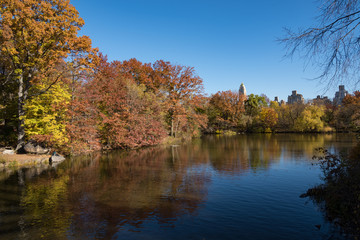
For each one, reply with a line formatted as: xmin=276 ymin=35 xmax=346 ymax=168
xmin=71 ymin=0 xmax=358 ymax=101
xmin=239 ymin=83 xmax=349 ymax=104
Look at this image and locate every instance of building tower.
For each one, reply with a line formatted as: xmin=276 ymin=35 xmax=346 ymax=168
xmin=287 ymin=90 xmax=304 ymax=104
xmin=239 ymin=83 xmax=246 ymax=97
xmin=333 ymin=85 xmax=348 ymax=105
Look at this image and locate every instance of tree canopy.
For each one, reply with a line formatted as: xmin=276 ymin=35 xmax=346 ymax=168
xmin=0 ymin=0 xmax=95 ymax=150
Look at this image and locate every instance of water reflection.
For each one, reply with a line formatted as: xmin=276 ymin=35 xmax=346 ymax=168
xmin=65 ymin=148 xmax=211 ymax=239
xmin=0 ymin=134 xmax=356 ymax=239
xmin=201 ymin=134 xmax=353 ymax=174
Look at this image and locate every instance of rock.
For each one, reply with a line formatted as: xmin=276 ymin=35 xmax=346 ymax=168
xmin=49 ymin=152 xmax=65 ymax=164
xmin=50 ymin=155 xmax=65 ymax=162
xmin=24 ymin=141 xmax=50 ymax=154
xmin=3 ymin=149 xmax=15 ymax=155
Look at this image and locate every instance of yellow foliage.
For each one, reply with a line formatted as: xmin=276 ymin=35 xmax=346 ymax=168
xmin=24 ymin=83 xmax=71 ymax=146
xmin=259 ymin=107 xmax=278 ymax=130
xmin=294 ymin=105 xmax=325 ymax=132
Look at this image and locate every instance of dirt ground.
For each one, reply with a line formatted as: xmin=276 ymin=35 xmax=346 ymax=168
xmin=0 ymin=153 xmax=51 ymax=168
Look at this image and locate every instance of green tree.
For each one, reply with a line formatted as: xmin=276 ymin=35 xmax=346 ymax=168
xmin=245 ymin=94 xmax=267 ymax=117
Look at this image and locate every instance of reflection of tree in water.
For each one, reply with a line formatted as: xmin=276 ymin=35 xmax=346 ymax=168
xmin=303 ymin=143 xmax=360 ymax=239
xmin=66 ymin=147 xmax=211 ymax=239
xmin=0 ymin=165 xmax=72 ymax=240
xmin=201 ymin=134 xmax=354 ymax=174
xmin=202 ymin=134 xmax=282 ymax=173
xmin=0 ymin=172 xmax=24 ymax=239
xmin=20 ymin=174 xmax=72 ymax=239
xmin=1 ymin=133 xmax=355 ymax=239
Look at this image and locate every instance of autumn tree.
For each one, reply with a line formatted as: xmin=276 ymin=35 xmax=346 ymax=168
xmin=0 ymin=52 xmax=18 ymax=145
xmin=153 ymin=60 xmax=207 ymax=138
xmin=124 ymin=82 xmax=167 ymax=148
xmin=294 ymin=105 xmax=326 ymax=132
xmin=65 ymin=77 xmax=101 ymax=154
xmin=85 ymin=56 xmax=167 ymax=149
xmin=114 ymin=58 xmax=158 ymax=91
xmin=271 ymin=103 xmax=306 ymax=132
xmin=282 ymin=0 xmax=360 ymax=87
xmin=209 ymin=90 xmax=245 ymax=123
xmin=274 ymin=104 xmax=291 ymax=131
xmin=24 ymin=81 xmax=71 ymax=148
xmin=0 ymin=0 xmax=95 ymax=150
xmin=207 ymin=90 xmax=245 ymax=131
xmin=281 ymin=103 xmax=306 ymax=131
xmin=259 ymin=108 xmax=278 ymax=132
xmin=334 ymin=91 xmax=360 ymax=131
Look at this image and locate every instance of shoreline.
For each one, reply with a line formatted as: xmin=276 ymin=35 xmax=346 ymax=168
xmin=1 ymin=132 xmax=357 ymax=170
xmin=0 ymin=153 xmax=51 ymax=169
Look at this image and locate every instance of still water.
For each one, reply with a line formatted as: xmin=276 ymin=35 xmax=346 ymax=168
xmin=0 ymin=134 xmax=356 ymax=240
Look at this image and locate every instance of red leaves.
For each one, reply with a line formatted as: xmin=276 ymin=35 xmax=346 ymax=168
xmin=73 ymin=56 xmax=168 ymax=150
xmin=36 ymin=53 xmax=206 ymax=153
xmin=153 ymin=60 xmax=206 ymax=137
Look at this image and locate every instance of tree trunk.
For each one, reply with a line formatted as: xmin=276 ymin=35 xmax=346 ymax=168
xmin=16 ymin=75 xmax=26 ymax=152
xmin=171 ymin=118 xmax=174 ymax=137
xmin=174 ymin=120 xmax=179 ymax=138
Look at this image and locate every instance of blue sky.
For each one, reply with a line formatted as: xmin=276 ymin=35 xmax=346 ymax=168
xmin=72 ymin=0 xmax=349 ymax=101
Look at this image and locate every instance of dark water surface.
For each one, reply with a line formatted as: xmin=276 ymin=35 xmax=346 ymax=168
xmin=0 ymin=134 xmax=357 ymax=240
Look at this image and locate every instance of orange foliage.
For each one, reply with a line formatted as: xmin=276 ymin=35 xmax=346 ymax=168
xmin=342 ymin=91 xmax=360 ymax=106
xmin=0 ymin=0 xmax=96 ymax=149
xmin=209 ymin=90 xmax=245 ymax=124
xmin=153 ymin=60 xmax=207 ymax=137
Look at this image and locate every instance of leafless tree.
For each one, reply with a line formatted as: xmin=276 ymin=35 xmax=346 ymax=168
xmin=281 ymin=0 xmax=360 ymax=89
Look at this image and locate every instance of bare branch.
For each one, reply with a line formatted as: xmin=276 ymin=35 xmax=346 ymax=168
xmin=281 ymin=0 xmax=360 ymax=90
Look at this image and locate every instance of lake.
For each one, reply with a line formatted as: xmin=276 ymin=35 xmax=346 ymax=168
xmin=0 ymin=134 xmax=356 ymax=240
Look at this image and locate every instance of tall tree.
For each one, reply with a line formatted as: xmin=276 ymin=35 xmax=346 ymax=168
xmin=0 ymin=0 xmax=94 ymax=150
xmin=86 ymin=56 xmax=167 ymax=149
xmin=114 ymin=58 xmax=158 ymax=91
xmin=24 ymin=81 xmax=71 ymax=147
xmin=282 ymin=0 xmax=360 ymax=87
xmin=244 ymin=94 xmax=267 ymax=117
xmin=259 ymin=108 xmax=278 ymax=132
xmin=209 ymin=90 xmax=245 ymax=125
xmin=294 ymin=105 xmax=326 ymax=132
xmin=334 ymin=91 xmax=360 ymax=131
xmin=153 ymin=60 xmax=206 ymax=138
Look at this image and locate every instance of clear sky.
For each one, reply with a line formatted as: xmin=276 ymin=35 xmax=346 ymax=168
xmin=71 ymin=0 xmax=352 ymax=101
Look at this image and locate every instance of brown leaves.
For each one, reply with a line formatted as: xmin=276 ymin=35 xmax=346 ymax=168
xmin=209 ymin=90 xmax=245 ymax=124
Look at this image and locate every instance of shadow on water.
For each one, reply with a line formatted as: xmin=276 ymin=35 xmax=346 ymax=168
xmin=0 ymin=133 xmax=357 ymax=239
xmin=303 ymin=142 xmax=360 ymax=240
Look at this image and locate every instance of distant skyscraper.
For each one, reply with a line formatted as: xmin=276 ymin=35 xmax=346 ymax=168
xmin=333 ymin=85 xmax=348 ymax=105
xmin=287 ymin=90 xmax=304 ymax=104
xmin=239 ymin=83 xmax=246 ymax=97
xmin=312 ymin=95 xmax=331 ymax=106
